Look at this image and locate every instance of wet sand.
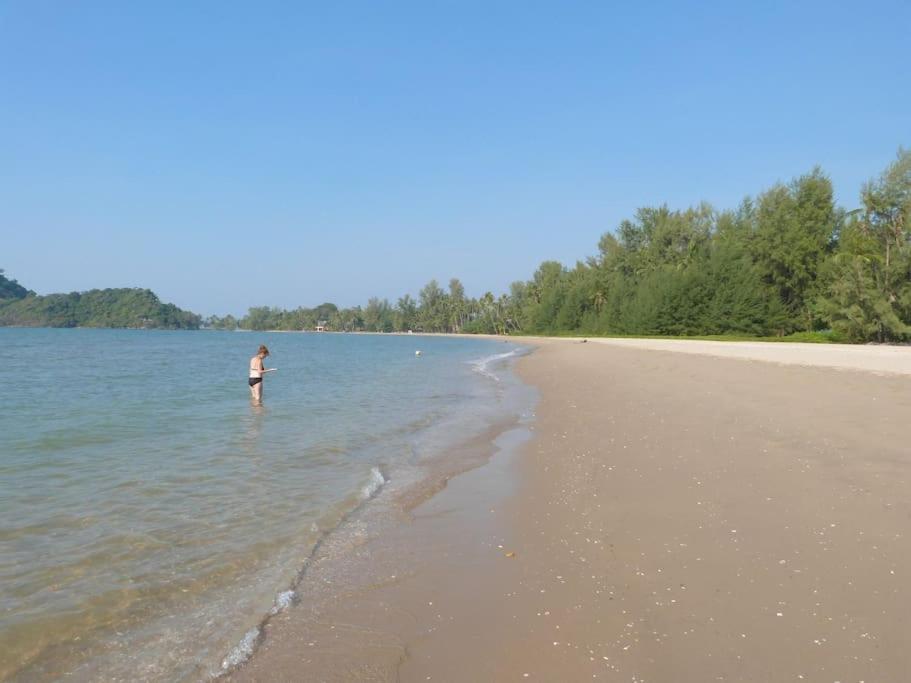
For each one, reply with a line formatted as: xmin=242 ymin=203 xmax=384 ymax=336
xmin=230 ymin=339 xmax=911 ymax=682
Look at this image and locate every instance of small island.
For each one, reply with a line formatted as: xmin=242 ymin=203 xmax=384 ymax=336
xmin=0 ymin=270 xmax=201 ymax=329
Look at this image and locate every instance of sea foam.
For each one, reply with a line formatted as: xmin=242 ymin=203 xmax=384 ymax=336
xmin=270 ymin=590 xmax=296 ymax=615
xmin=469 ymin=349 xmax=520 ymax=382
xmin=220 ymin=627 xmax=260 ymax=672
xmin=361 ymin=466 xmax=386 ymax=500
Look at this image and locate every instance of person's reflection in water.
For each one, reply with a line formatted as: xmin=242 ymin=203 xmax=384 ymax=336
xmin=241 ymin=403 xmax=266 ymax=457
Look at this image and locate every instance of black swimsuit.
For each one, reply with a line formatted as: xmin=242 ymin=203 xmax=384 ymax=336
xmin=248 ymin=377 xmax=262 ymax=387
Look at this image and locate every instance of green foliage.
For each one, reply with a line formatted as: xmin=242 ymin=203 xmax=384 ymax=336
xmin=815 ymin=150 xmax=911 ymax=342
xmin=779 ymin=330 xmax=844 ymax=343
xmin=55 ymin=146 xmax=893 ymax=345
xmin=204 ymin=314 xmax=239 ymax=330
xmin=363 ymin=297 xmax=394 ymax=332
xmin=395 ymin=294 xmax=418 ymax=331
xmin=0 ymin=283 xmax=200 ymax=329
xmin=750 ymin=169 xmax=836 ymax=330
xmin=417 ymin=279 xmax=447 ymax=331
xmin=239 ymin=305 xmax=329 ymax=331
xmin=493 ymin=151 xmax=906 ymax=343
xmin=0 ymin=270 xmax=34 ymax=300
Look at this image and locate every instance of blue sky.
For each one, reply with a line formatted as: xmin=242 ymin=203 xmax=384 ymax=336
xmin=1 ymin=1 xmax=908 ymax=315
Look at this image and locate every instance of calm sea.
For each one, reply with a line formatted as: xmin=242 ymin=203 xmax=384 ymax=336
xmin=0 ymin=329 xmax=531 ymax=681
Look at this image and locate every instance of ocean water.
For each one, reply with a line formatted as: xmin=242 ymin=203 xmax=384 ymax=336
xmin=0 ymin=329 xmax=532 ymax=681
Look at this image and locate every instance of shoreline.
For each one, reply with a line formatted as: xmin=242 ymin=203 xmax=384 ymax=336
xmin=213 ymin=344 xmax=536 ymax=680
xmin=0 ymin=334 xmax=530 ymax=682
xmin=228 ymin=337 xmax=911 ymax=681
xmin=225 ymin=427 xmax=535 ymax=682
xmin=224 ymin=407 xmax=535 ymax=681
xmin=237 ymin=330 xmax=911 ymax=377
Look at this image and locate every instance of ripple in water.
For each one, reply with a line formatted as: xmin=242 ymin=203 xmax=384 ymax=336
xmin=0 ymin=329 xmax=529 ymax=681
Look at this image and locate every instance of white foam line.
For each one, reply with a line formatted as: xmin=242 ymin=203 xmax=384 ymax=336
xmin=270 ymin=590 xmax=295 ymax=615
xmin=361 ymin=466 xmax=385 ymax=500
xmin=220 ymin=627 xmax=259 ymax=672
xmin=470 ymin=349 xmax=520 ymax=382
xmin=215 ymin=466 xmax=387 ymax=678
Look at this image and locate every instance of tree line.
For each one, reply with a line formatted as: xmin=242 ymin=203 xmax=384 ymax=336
xmin=211 ymin=149 xmax=910 ymax=343
xmin=205 ymin=279 xmax=519 ymax=334
xmin=5 ymin=149 xmax=908 ymax=340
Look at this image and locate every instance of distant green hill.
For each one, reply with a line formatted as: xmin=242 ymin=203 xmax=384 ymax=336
xmin=0 ymin=271 xmax=201 ymax=329
xmin=0 ymin=269 xmax=33 ymax=300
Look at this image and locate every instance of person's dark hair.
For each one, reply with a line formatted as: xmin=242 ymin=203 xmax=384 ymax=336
xmin=258 ymin=345 xmax=270 ymax=356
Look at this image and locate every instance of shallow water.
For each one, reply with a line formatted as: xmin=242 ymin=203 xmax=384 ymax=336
xmin=0 ymin=329 xmax=529 ymax=681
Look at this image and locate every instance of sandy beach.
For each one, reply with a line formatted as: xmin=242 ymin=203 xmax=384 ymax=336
xmin=229 ymin=339 xmax=911 ymax=682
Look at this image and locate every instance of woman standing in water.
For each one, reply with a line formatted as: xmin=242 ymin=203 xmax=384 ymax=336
xmin=249 ymin=345 xmax=275 ymax=405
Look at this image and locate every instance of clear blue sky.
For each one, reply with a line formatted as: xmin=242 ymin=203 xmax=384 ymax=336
xmin=2 ymin=1 xmax=908 ymax=316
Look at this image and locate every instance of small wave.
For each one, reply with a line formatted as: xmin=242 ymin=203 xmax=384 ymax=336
xmin=361 ymin=467 xmax=385 ymax=500
xmin=216 ymin=467 xmax=385 ymax=677
xmin=220 ymin=627 xmax=260 ymax=672
xmin=469 ymin=349 xmax=520 ymax=382
xmin=270 ymin=590 xmax=296 ymax=615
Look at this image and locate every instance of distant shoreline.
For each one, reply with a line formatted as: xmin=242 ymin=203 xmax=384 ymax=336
xmin=5 ymin=325 xmax=911 ymax=353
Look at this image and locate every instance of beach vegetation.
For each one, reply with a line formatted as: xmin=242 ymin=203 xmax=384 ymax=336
xmin=220 ymin=149 xmax=909 ymax=343
xmin=6 ymin=150 xmax=908 ymax=343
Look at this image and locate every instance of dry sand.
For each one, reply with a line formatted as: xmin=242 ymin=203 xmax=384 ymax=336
xmin=229 ymin=339 xmax=911 ymax=682
xmin=582 ymin=337 xmax=911 ymax=376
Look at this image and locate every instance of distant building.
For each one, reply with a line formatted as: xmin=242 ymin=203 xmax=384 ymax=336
xmin=315 ymin=320 xmax=328 ymax=332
